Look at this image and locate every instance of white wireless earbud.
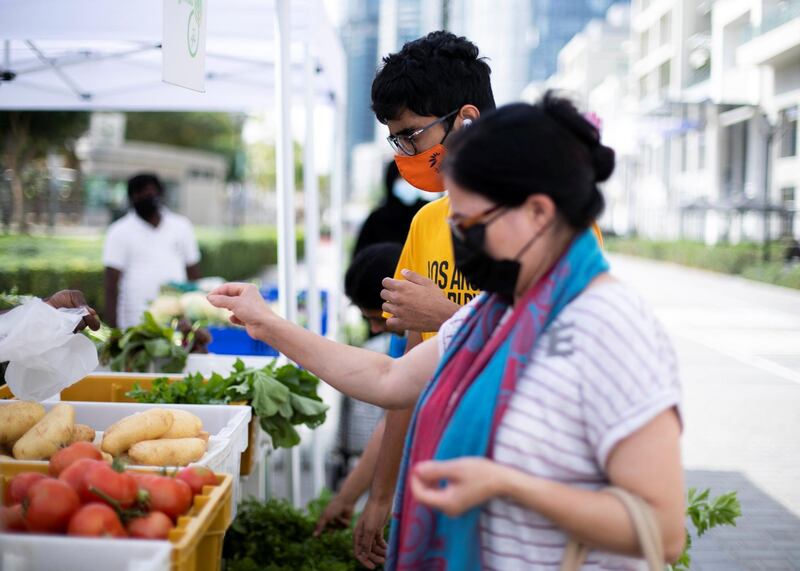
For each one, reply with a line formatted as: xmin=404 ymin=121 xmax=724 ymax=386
xmin=463 ymin=118 xmax=473 ymax=127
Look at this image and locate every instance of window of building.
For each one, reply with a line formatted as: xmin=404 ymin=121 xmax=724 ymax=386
xmin=659 ymin=61 xmax=671 ymax=94
xmin=660 ymin=12 xmax=672 ymax=46
xmin=640 ymin=29 xmax=648 ymax=58
xmin=781 ymin=187 xmax=796 ymax=237
xmin=640 ymin=75 xmax=649 ymax=98
xmin=779 ymin=106 xmax=798 ymax=158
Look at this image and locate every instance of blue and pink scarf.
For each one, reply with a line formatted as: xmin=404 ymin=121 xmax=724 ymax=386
xmin=387 ymin=228 xmax=609 ymax=571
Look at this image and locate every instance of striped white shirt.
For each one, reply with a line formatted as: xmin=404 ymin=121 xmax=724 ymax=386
xmin=437 ymin=280 xmax=682 ymax=571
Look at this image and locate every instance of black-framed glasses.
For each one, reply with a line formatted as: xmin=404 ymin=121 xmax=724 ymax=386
xmin=447 ymin=204 xmax=507 ymax=241
xmin=386 ymin=109 xmax=459 ymax=156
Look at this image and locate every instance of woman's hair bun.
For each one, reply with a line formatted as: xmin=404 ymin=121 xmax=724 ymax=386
xmin=591 ymin=145 xmax=615 ymax=183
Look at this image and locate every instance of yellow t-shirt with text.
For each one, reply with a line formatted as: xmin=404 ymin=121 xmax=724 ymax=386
xmin=387 ymin=195 xmax=480 ymax=341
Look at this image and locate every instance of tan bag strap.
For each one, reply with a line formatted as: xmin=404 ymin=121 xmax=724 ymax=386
xmin=559 ymin=487 xmax=665 ymax=571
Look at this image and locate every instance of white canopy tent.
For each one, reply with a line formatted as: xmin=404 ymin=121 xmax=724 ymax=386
xmin=0 ymin=0 xmax=347 ymax=505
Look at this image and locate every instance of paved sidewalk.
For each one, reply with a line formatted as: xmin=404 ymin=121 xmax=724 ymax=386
xmin=611 ymin=255 xmax=800 ymax=571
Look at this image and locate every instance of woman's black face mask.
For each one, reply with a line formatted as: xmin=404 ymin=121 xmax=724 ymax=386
xmin=451 ymin=212 xmax=550 ymax=301
xmin=451 ymin=223 xmax=521 ymax=301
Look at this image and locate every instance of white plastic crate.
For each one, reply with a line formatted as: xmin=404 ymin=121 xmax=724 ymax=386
xmin=0 ymin=536 xmax=172 ymax=571
xmin=0 ymin=401 xmax=250 ymax=519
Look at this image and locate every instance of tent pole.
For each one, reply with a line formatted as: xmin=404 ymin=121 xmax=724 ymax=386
xmin=303 ymin=44 xmax=325 ymax=497
xmin=275 ymin=0 xmax=300 ymax=507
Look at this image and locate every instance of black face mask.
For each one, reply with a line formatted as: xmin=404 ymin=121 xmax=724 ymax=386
xmin=133 ymin=196 xmax=159 ymax=220
xmin=451 ymin=220 xmax=549 ymax=301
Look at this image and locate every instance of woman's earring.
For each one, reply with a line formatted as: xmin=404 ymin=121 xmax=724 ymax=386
xmin=463 ymin=118 xmax=473 ymax=127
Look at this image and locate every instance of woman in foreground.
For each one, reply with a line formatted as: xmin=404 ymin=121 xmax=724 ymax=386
xmin=209 ymin=94 xmax=685 ymax=570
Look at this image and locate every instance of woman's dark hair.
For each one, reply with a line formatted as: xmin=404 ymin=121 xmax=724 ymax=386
xmin=345 ymin=243 xmax=403 ymax=311
xmin=442 ymin=92 xmax=613 ymax=229
xmin=127 ymin=173 xmax=164 ymax=197
xmin=371 ymin=31 xmax=496 ymax=124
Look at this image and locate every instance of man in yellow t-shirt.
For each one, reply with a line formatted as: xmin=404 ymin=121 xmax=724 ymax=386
xmin=380 ymin=195 xmax=479 ymax=341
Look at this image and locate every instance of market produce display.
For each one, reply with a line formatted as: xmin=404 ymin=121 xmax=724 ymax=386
xmin=10 ymin=404 xmax=75 ymax=461
xmin=0 ymin=404 xmax=207 ymax=467
xmin=0 ymin=443 xmax=220 ymax=539
xmin=223 ymin=491 xmax=372 ymax=571
xmin=100 ymin=409 xmax=207 ymax=466
xmin=128 ymin=359 xmax=329 ymax=449
xmin=94 ymin=311 xmax=210 ymax=373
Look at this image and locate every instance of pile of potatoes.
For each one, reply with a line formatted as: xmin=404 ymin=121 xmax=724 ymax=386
xmin=0 ymin=403 xmax=208 ymax=467
xmin=0 ymin=403 xmax=95 ymax=461
xmin=102 ymin=408 xmax=209 ymax=467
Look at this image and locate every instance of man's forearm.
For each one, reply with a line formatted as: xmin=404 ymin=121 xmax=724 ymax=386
xmin=337 ymin=417 xmax=386 ymax=503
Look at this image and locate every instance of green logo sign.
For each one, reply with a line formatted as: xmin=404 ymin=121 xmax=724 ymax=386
xmin=179 ymin=0 xmax=202 ymax=58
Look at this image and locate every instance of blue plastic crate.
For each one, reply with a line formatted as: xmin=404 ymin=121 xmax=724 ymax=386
xmin=207 ymin=287 xmax=328 ymax=356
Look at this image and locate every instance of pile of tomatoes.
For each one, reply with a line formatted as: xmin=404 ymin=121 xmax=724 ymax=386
xmin=0 ymin=441 xmax=218 ymax=539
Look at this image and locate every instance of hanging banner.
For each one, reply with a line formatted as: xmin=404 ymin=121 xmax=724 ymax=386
xmin=162 ymin=0 xmax=207 ymax=92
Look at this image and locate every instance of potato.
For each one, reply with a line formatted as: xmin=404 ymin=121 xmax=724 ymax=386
xmin=197 ymin=431 xmax=210 ymax=443
xmin=100 ymin=451 xmax=113 ymax=463
xmin=128 ymin=437 xmax=207 ymax=467
xmin=12 ymin=404 xmax=75 ymax=460
xmin=161 ymin=409 xmax=203 ymax=439
xmin=102 ymin=409 xmax=173 ymax=456
xmin=0 ymin=401 xmax=46 ymax=444
xmin=68 ymin=424 xmax=96 ymax=444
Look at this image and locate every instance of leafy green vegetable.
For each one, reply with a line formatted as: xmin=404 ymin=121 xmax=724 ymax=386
xmin=669 ymin=488 xmax=742 ymax=571
xmin=98 ymin=311 xmax=189 ymax=373
xmin=223 ymin=491 xmax=372 ymax=571
xmin=126 ymin=358 xmax=329 ymax=449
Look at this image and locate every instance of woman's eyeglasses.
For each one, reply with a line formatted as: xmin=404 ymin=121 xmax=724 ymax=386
xmin=387 ymin=109 xmax=459 ymax=156
xmin=448 ymin=204 xmax=507 ymax=241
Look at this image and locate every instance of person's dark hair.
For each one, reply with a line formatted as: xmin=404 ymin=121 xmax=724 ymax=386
xmin=371 ymin=31 xmax=496 ymax=124
xmin=345 ymin=243 xmax=403 ymax=311
xmin=442 ymin=92 xmax=613 ymax=229
xmin=127 ymin=173 xmax=164 ymax=197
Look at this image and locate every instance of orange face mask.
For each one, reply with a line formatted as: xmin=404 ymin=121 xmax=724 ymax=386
xmin=394 ymin=144 xmax=447 ymax=194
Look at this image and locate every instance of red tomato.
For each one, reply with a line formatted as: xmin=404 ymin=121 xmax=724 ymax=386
xmin=4 ymin=472 xmax=47 ymax=505
xmin=24 ymin=479 xmax=80 ymax=533
xmin=127 ymin=511 xmax=174 ymax=540
xmin=67 ymin=503 xmax=127 ymax=538
xmin=0 ymin=504 xmax=26 ymax=533
xmin=176 ymin=466 xmax=217 ymax=496
xmin=49 ymin=442 xmax=103 ymax=477
xmin=136 ymin=475 xmax=192 ymax=520
xmin=82 ymin=463 xmax=138 ymax=508
xmin=59 ymin=458 xmax=105 ymax=494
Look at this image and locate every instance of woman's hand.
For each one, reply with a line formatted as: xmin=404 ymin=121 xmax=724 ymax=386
xmin=207 ymin=283 xmax=275 ymax=339
xmin=409 ymin=457 xmax=505 ymax=517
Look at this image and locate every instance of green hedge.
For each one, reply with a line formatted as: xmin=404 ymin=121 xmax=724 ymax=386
xmin=605 ymin=238 xmax=800 ymax=290
xmin=0 ymin=228 xmax=304 ymax=311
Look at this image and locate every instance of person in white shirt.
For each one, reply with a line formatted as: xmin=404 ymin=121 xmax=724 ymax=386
xmin=103 ymin=173 xmax=202 ymax=329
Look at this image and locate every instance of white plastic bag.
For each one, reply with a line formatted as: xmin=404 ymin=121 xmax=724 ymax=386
xmin=0 ymin=299 xmax=98 ymax=401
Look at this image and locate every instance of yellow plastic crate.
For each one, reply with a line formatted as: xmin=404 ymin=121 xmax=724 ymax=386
xmin=0 ymin=374 xmax=260 ymax=477
xmin=0 ymin=460 xmax=233 ymax=571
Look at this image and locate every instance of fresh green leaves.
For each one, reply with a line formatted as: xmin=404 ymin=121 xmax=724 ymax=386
xmin=668 ymin=488 xmax=742 ymax=571
xmin=126 ymin=358 xmax=329 ymax=449
xmin=223 ymin=491 xmax=369 ymax=571
xmin=98 ymin=311 xmax=189 ymax=373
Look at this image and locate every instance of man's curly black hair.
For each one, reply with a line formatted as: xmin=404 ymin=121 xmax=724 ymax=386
xmin=371 ymin=31 xmax=496 ymax=124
